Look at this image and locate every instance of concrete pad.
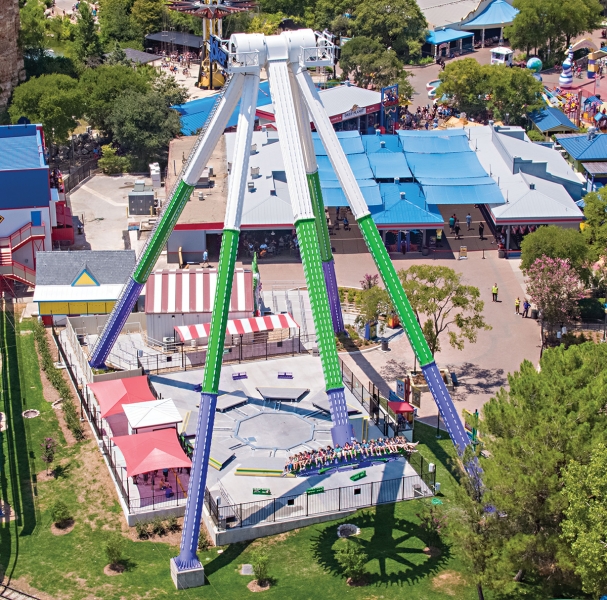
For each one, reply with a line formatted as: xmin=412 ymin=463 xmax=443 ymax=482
xmin=255 ymin=387 xmax=309 ymax=401
xmin=170 ymin=558 xmax=205 ymax=589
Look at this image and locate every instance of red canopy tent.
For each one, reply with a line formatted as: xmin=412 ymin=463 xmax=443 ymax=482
xmin=88 ymin=376 xmax=156 ymax=418
xmin=388 ymin=401 xmax=415 ymax=414
xmin=112 ymin=429 xmax=191 ymax=477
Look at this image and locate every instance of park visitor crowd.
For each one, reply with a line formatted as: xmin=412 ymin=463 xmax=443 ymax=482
xmin=284 ymin=437 xmax=419 ymax=474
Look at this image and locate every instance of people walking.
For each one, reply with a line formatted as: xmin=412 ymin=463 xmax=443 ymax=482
xmin=449 ymin=214 xmax=455 ymax=234
xmin=466 ymin=213 xmax=472 ymax=230
xmin=515 ymin=297 xmax=520 ymax=314
xmin=454 ymin=222 xmax=461 ymax=239
xmin=492 ymin=283 xmax=498 ymax=302
xmin=522 ymin=299 xmax=530 ymax=318
xmin=479 ymin=222 xmax=484 ymax=240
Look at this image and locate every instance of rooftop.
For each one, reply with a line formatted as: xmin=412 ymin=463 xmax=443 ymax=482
xmin=417 ymin=0 xmax=480 ymax=28
xmin=555 ymin=133 xmax=607 ymax=160
xmin=528 ymin=107 xmax=579 ymax=134
xmin=461 ymin=0 xmax=518 ymax=28
xmin=0 ymin=125 xmax=46 ymax=171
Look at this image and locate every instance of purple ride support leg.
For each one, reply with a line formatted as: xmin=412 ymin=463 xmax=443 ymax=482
xmin=327 ymin=387 xmax=351 ymax=447
xmin=173 ymin=391 xmax=218 ymax=570
xmin=89 ymin=277 xmax=144 ymax=368
xmin=322 ymin=260 xmax=344 ymax=333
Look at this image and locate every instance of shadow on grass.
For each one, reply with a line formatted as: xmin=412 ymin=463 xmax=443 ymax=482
xmin=311 ymin=503 xmax=451 ymax=588
xmin=204 ymin=541 xmax=251 ymax=579
xmin=413 ymin=421 xmax=463 ymax=486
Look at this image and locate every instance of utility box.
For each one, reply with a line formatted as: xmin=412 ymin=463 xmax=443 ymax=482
xmin=129 ymin=180 xmax=155 ymax=215
xmin=149 ymin=162 xmax=161 ymax=188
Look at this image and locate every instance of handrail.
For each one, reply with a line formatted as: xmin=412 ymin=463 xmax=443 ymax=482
xmin=0 ymin=222 xmax=46 ymax=249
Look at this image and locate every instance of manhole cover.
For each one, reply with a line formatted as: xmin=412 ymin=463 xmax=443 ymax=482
xmin=240 ymin=564 xmax=254 ymax=575
xmin=22 ymin=409 xmax=40 ymax=419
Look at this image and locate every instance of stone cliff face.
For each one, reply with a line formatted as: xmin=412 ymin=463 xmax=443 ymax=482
xmin=0 ymin=0 xmax=26 ymax=111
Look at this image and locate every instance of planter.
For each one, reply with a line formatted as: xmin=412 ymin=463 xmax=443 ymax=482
xmin=405 ymin=366 xmax=454 ymax=394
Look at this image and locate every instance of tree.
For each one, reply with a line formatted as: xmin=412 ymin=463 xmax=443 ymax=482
xmin=19 ymin=0 xmax=48 ymax=60
xmin=398 ymin=265 xmax=491 ymax=356
xmin=79 ymin=64 xmax=151 ymax=133
xmin=581 ymin=186 xmax=607 ymax=260
xmin=436 ymin=59 xmax=488 ymax=118
xmin=524 ymin=257 xmax=584 ymax=334
xmin=354 ymin=285 xmax=393 ymax=333
xmin=562 ymin=444 xmax=607 ymax=597
xmin=105 ymin=41 xmax=131 ymax=66
xmin=98 ymin=145 xmax=131 ymax=173
xmin=313 ymin=0 xmax=355 ymax=31
xmin=152 ymin=72 xmax=190 ymax=106
xmin=105 ymin=534 xmax=125 ymax=568
xmin=40 ymin=437 xmax=58 ymax=475
xmin=250 ymin=550 xmax=270 ymax=586
xmin=334 ymin=539 xmax=368 ymax=583
xmin=9 ymin=74 xmax=84 ymax=143
xmin=50 ymin=500 xmax=72 ymax=527
xmin=480 ymin=343 xmax=607 ymax=595
xmin=73 ymin=1 xmax=104 ymax=66
xmin=339 ymin=37 xmax=414 ymax=98
xmin=520 ymin=225 xmax=590 ymax=281
xmin=99 ymin=0 xmax=138 ymax=44
xmin=353 ymin=0 xmax=427 ymax=61
xmin=106 ymin=90 xmax=182 ymax=164
xmin=246 ymin=12 xmax=286 ymax=35
xmin=130 ymin=0 xmax=165 ymax=37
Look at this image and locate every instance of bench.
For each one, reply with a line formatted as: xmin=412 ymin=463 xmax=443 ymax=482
xmin=277 ymin=371 xmax=293 ymax=379
xmin=232 ymin=372 xmax=247 ymax=380
xmin=350 ymin=470 xmax=367 ymax=481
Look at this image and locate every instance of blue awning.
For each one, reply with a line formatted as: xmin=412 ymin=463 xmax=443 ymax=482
xmin=321 ymin=180 xmax=382 ymax=207
xmin=462 ymin=0 xmax=519 ymax=28
xmin=426 ymin=29 xmax=474 ymax=45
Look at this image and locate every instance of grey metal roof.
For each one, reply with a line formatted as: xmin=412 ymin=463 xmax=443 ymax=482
xmin=582 ymin=161 xmax=607 ymax=174
xmin=418 ymin=0 xmax=481 ymax=28
xmin=35 ymin=250 xmax=136 ymax=286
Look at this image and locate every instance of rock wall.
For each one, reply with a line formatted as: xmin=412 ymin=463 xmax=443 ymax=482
xmin=0 ymin=0 xmax=26 ymax=111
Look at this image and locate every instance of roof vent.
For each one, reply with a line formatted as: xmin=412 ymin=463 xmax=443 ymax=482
xmin=400 ymin=192 xmax=406 ymax=200
xmin=375 ymin=129 xmax=381 ymax=136
xmin=261 ymin=125 xmax=267 ymax=133
xmin=380 ymin=141 xmax=386 ymax=148
xmin=270 ymin=189 xmax=277 ymax=196
xmin=529 ymin=183 xmax=535 ymax=190
xmin=488 ymin=119 xmax=495 ymax=128
xmin=251 ymin=166 xmax=260 ymax=178
xmin=250 ymin=143 xmax=257 ymax=154
xmin=394 ymin=177 xmax=399 ymax=184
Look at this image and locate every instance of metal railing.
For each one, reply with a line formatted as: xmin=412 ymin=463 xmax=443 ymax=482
xmin=64 ymin=158 xmax=99 ymax=194
xmin=228 ymin=50 xmax=259 ymax=71
xmin=0 ymin=261 xmax=36 ymax=285
xmin=205 ymin=469 xmax=434 ymax=530
xmin=0 ymin=221 xmax=46 ymax=250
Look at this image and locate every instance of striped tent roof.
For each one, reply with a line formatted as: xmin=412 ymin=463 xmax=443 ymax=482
xmin=175 ymin=313 xmax=299 ymax=342
xmin=144 ymin=268 xmax=253 ymax=314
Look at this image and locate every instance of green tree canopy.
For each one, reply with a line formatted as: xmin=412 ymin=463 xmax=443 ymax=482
xmin=520 ymin=224 xmax=590 ymax=281
xmin=79 ymin=64 xmax=152 ymax=133
xmin=98 ymin=0 xmax=138 ymax=44
xmin=480 ymin=342 xmax=607 ymax=595
xmin=8 ymin=74 xmax=84 ymax=143
xmin=19 ymin=0 xmax=48 ymax=59
xmin=339 ymin=37 xmax=413 ymax=97
xmin=581 ymin=186 xmax=607 ymax=260
xmin=562 ymin=444 xmax=607 ymax=597
xmin=130 ymin=0 xmax=165 ymax=37
xmin=313 ymin=0 xmax=355 ymax=31
xmin=73 ymin=1 xmax=104 ymax=66
xmin=398 ymin=265 xmax=491 ymax=356
xmin=353 ymin=0 xmax=427 ymax=60
xmin=354 ymin=285 xmax=393 ymax=332
xmin=436 ymin=59 xmax=488 ymax=117
xmin=106 ymin=90 xmax=181 ymax=164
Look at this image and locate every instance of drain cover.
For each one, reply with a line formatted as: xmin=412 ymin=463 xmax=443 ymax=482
xmin=22 ymin=409 xmax=40 ymax=419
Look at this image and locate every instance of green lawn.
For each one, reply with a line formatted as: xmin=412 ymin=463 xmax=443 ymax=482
xmin=0 ymin=308 xmax=476 ymax=599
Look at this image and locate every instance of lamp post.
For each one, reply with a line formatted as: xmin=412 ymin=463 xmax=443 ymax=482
xmin=172 ymin=315 xmax=176 ymax=346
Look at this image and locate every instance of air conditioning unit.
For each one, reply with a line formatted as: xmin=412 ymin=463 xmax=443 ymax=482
xmin=251 ymin=166 xmax=260 ymax=178
xmin=250 ymin=144 xmax=257 ymax=154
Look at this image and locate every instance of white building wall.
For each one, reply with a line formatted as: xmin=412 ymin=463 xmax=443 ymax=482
xmin=146 ymin=310 xmax=251 ymax=341
xmin=0 ymin=205 xmax=52 ymax=251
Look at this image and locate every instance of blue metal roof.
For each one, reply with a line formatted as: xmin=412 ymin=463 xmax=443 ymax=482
xmin=398 ymin=129 xmax=465 ymax=137
xmin=528 ymin=107 xmax=578 ymax=133
xmin=399 ymin=132 xmax=472 ymax=154
xmin=368 ymin=152 xmax=412 ymax=179
xmin=0 ymin=125 xmax=45 ymax=171
xmin=317 ymin=153 xmax=373 ymax=182
xmin=555 ymin=133 xmax=607 ymax=160
xmin=372 ymin=183 xmax=443 ymax=226
xmin=361 ymin=134 xmax=402 ymax=153
xmin=321 ymin=180 xmax=382 ymax=207
xmin=426 ymin=28 xmax=474 ymax=45
xmin=423 ymin=182 xmax=505 ymax=205
xmin=312 ymin=131 xmax=365 ymax=155
xmin=174 ymin=81 xmax=273 ymax=135
xmin=463 ymin=0 xmax=518 ymax=27
xmin=406 ymin=152 xmax=488 ymax=179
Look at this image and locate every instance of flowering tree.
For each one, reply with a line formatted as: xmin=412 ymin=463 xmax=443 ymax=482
xmin=40 ymin=437 xmax=58 ymax=475
xmin=524 ymin=257 xmax=585 ymax=333
xmin=360 ymin=273 xmax=379 ymax=290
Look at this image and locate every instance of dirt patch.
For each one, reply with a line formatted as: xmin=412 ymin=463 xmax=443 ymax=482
xmin=423 ymin=546 xmax=442 ymax=557
xmin=346 ymin=577 xmax=368 ymax=587
xmin=51 ymin=520 xmax=75 ymax=536
xmin=432 ymin=570 xmax=466 ymax=596
xmin=6 ymin=577 xmax=55 ymax=600
xmin=126 ymin=519 xmax=183 ymax=547
xmin=104 ymin=564 xmax=125 ymax=576
xmin=247 ymin=580 xmax=271 ymax=592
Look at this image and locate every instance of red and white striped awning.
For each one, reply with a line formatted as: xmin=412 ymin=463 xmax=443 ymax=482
xmin=175 ymin=314 xmax=299 ymax=342
xmin=145 ymin=268 xmax=253 ymax=314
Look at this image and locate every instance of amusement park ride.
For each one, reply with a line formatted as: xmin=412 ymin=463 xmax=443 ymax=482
xmin=88 ymin=30 xmax=470 ymax=588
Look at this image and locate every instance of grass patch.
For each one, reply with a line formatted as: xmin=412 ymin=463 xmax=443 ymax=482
xmin=1 ymin=307 xmax=476 ymax=599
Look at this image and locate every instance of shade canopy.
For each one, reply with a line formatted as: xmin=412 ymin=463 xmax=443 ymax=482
xmin=88 ymin=375 xmax=156 ymax=418
xmin=112 ymin=428 xmax=191 ymax=477
xmin=123 ymin=398 xmax=182 ymax=430
xmin=388 ymin=401 xmax=415 ymax=413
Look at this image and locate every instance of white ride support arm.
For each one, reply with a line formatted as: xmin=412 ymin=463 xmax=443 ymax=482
xmin=294 ymin=67 xmax=371 ymax=220
xmin=224 ymin=73 xmax=260 ymax=230
xmin=182 ymin=73 xmax=245 ymax=186
xmin=288 ymin=66 xmax=316 ymax=175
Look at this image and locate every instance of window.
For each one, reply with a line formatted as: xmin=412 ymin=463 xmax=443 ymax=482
xmin=354 ymin=488 xmax=361 ymax=495
xmin=287 ymin=498 xmax=295 ymax=506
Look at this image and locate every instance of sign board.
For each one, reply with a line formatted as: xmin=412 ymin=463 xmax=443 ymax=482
xmin=0 ymin=215 xmax=4 ymax=224
xmin=330 ymin=103 xmax=382 ymax=124
xmin=381 ymin=84 xmax=399 ymax=107
xmin=459 ymin=246 xmax=468 ymax=260
xmin=411 ymin=387 xmax=421 ymax=408
xmin=396 ymin=379 xmax=405 ymax=400
xmin=209 ymin=34 xmax=228 ymax=69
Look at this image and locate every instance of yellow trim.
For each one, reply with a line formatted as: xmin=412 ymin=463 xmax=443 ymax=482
xmin=37 ymin=301 xmax=114 ymax=315
xmin=73 ymin=270 xmax=98 ymax=286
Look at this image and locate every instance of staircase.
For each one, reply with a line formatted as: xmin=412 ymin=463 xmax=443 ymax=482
xmin=0 ymin=222 xmax=44 ymax=286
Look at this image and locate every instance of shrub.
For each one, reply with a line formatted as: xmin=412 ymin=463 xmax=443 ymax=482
xmin=50 ymin=500 xmax=72 ymax=527
xmin=135 ymin=521 xmax=149 ymax=539
xmin=105 ymin=534 xmax=124 ymax=567
xmin=335 ymin=539 xmax=367 ymax=583
xmin=527 ymin=129 xmax=545 ymax=142
xmin=251 ymin=550 xmax=269 ymax=585
xmin=40 ymin=437 xmax=58 ymax=473
xmin=198 ymin=531 xmax=211 ymax=551
xmin=166 ymin=516 xmax=180 ymax=532
xmin=151 ymin=516 xmax=165 ymax=536
xmin=98 ymin=145 xmax=131 ymax=174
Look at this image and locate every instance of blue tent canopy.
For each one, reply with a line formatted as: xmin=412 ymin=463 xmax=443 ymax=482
xmin=317 ymin=154 xmax=373 ymax=182
xmin=321 ymin=180 xmax=382 ymax=207
xmin=422 ymin=183 xmax=505 ymax=205
xmin=426 ymin=29 xmax=474 ymax=45
xmin=406 ymin=152 xmax=488 ymax=180
xmin=361 ymin=134 xmax=402 ymax=153
xmin=399 ymin=132 xmax=471 ymax=154
xmin=312 ymin=131 xmax=365 ymax=155
xmin=462 ymin=0 xmax=519 ymax=28
xmin=368 ymin=153 xmax=412 ymax=179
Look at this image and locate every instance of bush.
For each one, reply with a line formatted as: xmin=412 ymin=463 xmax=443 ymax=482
xmin=50 ymin=500 xmax=72 ymax=527
xmin=151 ymin=516 xmax=165 ymax=536
xmin=198 ymin=531 xmax=211 ymax=551
xmin=166 ymin=516 xmax=180 ymax=532
xmin=527 ymin=129 xmax=545 ymax=142
xmin=135 ymin=521 xmax=149 ymax=539
xmin=578 ymin=297 xmax=606 ymax=320
xmin=251 ymin=550 xmax=269 ymax=585
xmin=98 ymin=145 xmax=131 ymax=174
xmin=105 ymin=534 xmax=124 ymax=567
xmin=335 ymin=539 xmax=367 ymax=583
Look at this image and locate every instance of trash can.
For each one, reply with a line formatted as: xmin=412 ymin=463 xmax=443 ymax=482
xmin=381 ymin=340 xmax=389 ymax=352
xmin=498 ymin=249 xmax=506 ymax=258
xmin=530 ymin=309 xmax=538 ymax=319
xmin=422 ymin=247 xmax=430 ymax=256
xmin=77 ymin=225 xmax=83 ymax=235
